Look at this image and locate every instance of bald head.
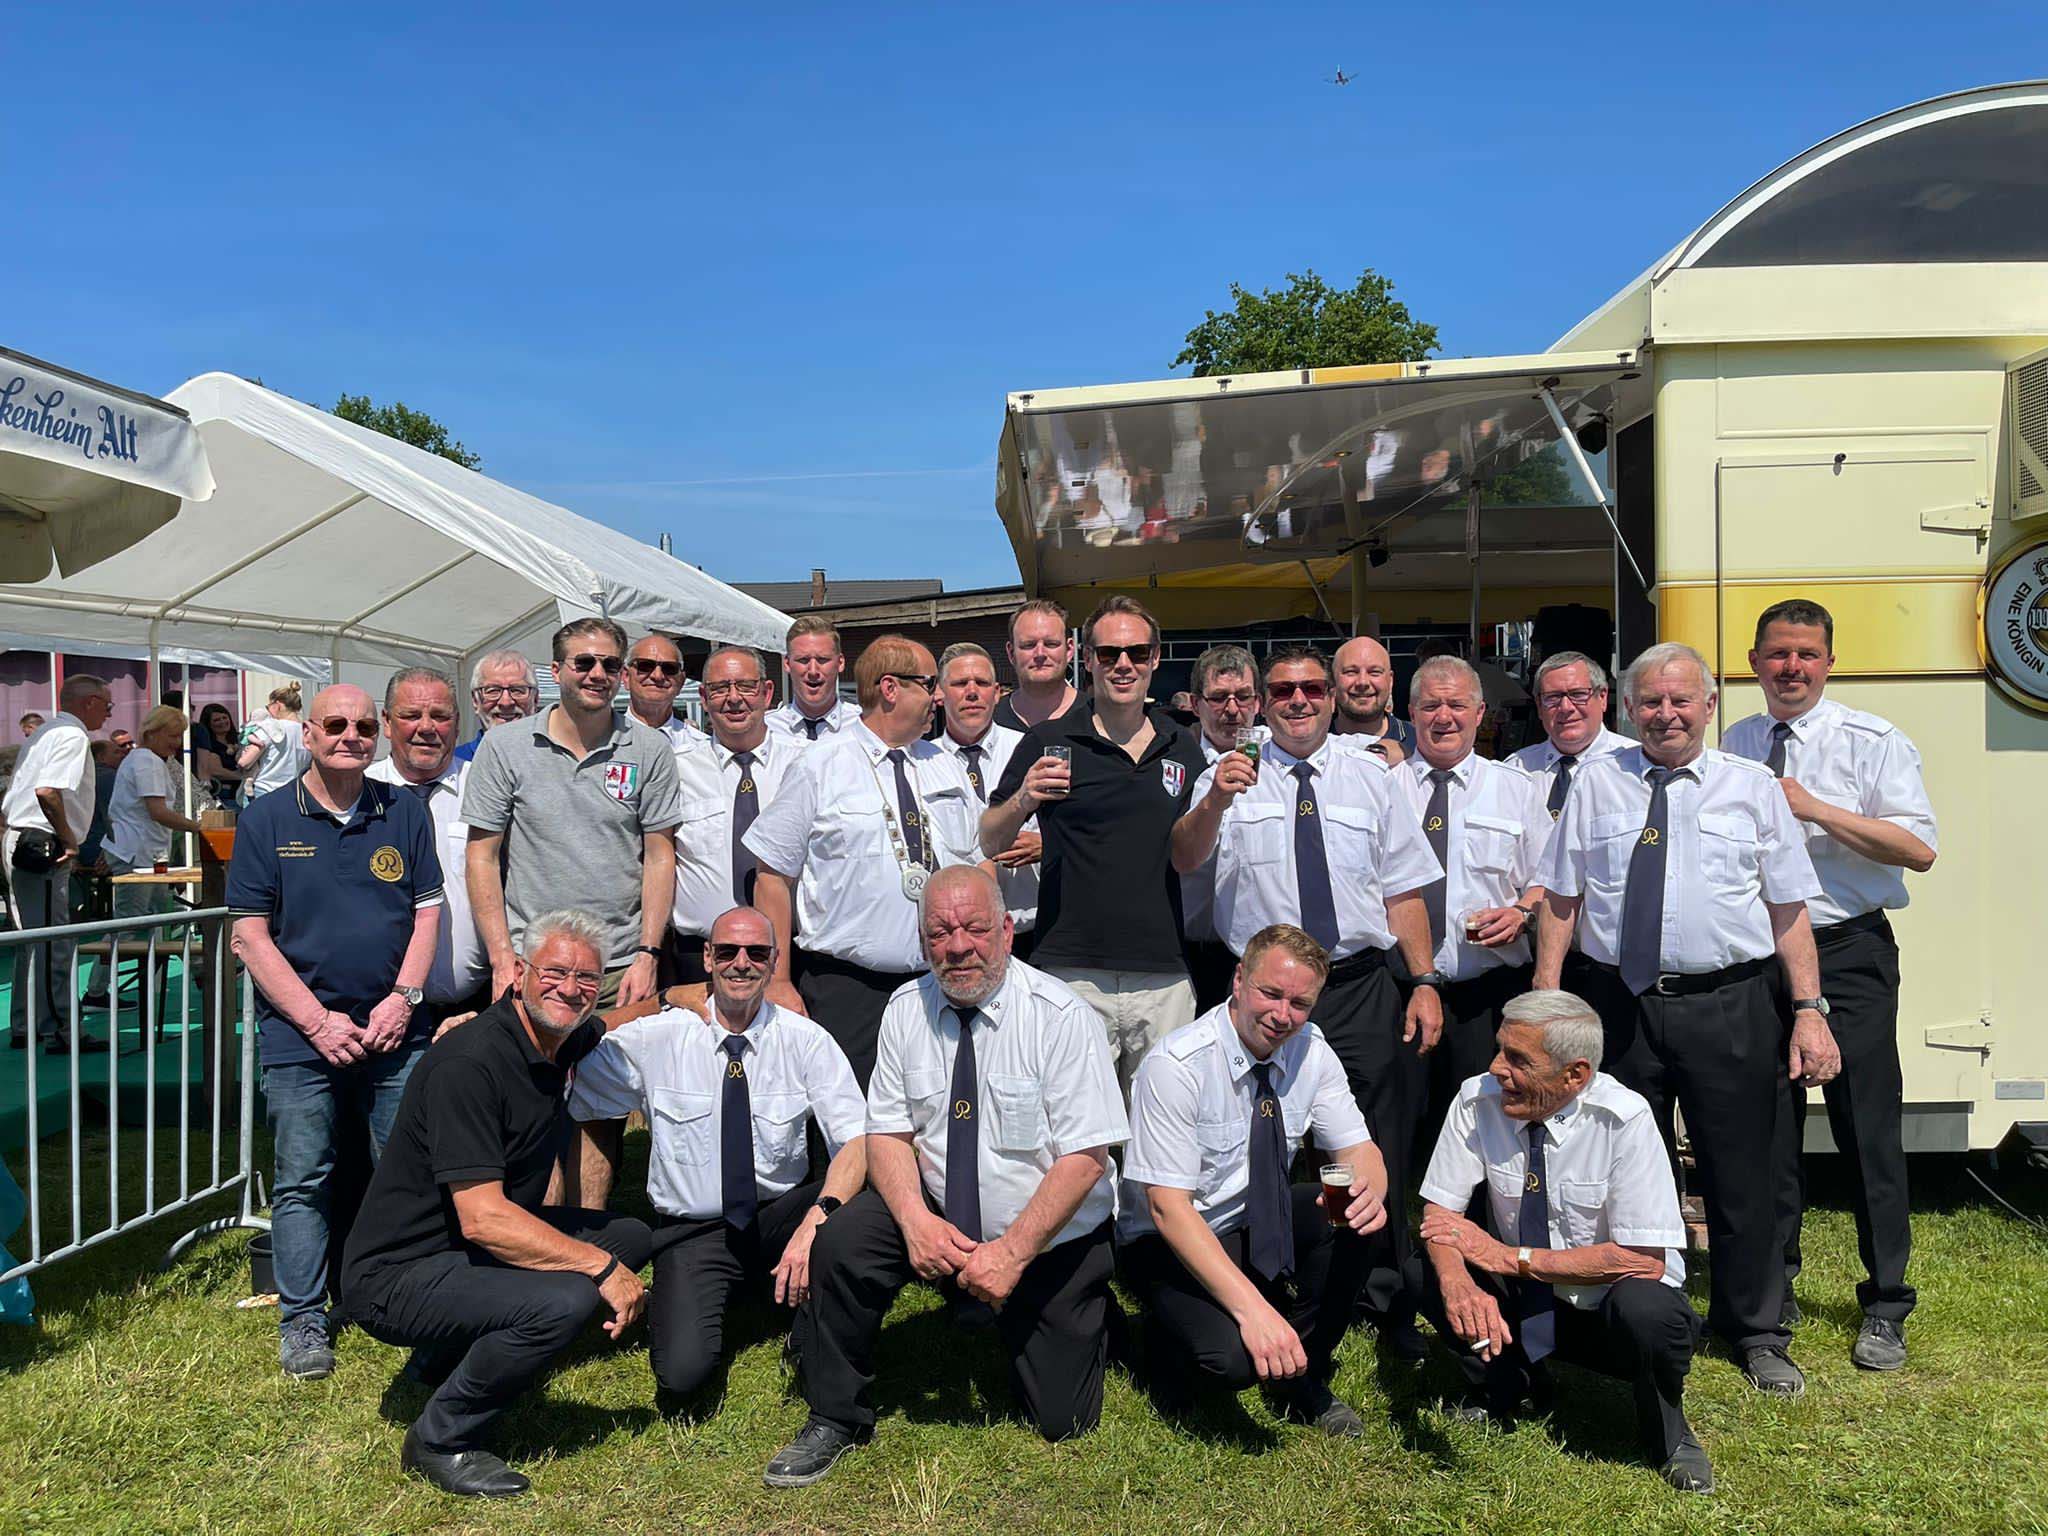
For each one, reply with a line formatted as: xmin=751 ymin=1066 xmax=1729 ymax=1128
xmin=304 ymin=684 xmax=377 ymax=775
xmin=1334 ymin=635 xmax=1396 ymax=731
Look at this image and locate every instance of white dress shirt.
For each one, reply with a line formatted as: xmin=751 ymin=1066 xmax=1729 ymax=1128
xmin=935 ymin=721 xmax=1037 ymax=932
xmin=2 ymin=712 xmax=93 ymax=839
xmin=644 ymin=711 xmax=707 ymax=754
xmin=1120 ymin=1005 xmax=1370 ymax=1241
xmin=1510 ymin=724 xmax=1631 ymax=817
xmin=567 ymin=1000 xmax=865 ymax=1220
xmin=866 ymin=960 xmax=1128 ymax=1248
xmin=367 ymin=756 xmax=488 ymax=1004
xmin=1194 ymin=735 xmax=1443 ymax=959
xmin=1723 ymin=698 xmax=1938 ymax=927
xmin=1180 ymin=736 xmax=1225 ymax=944
xmin=743 ymin=720 xmax=982 ymax=972
xmin=1420 ymin=1071 xmax=1686 ymax=1309
xmin=1537 ymin=747 xmax=1822 ymax=973
xmin=669 ymin=732 xmax=793 ymax=937
xmin=765 ymin=697 xmax=863 ymax=743
xmin=1384 ymin=752 xmax=1553 ymax=978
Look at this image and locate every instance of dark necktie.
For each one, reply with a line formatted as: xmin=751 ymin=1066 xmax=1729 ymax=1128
xmin=1421 ymin=767 xmax=1453 ymax=953
xmin=1517 ymin=1121 xmax=1558 ymax=1362
xmin=1546 ymin=754 xmax=1577 ymax=819
xmin=1289 ymin=762 xmax=1340 ymax=952
xmin=1765 ymin=720 xmax=1793 ymax=778
xmin=719 ymin=1034 xmax=757 ymax=1231
xmin=802 ymin=716 xmax=824 ymax=741
xmin=959 ymin=743 xmax=986 ymax=802
xmin=944 ymin=1007 xmax=982 ymax=1240
xmin=731 ymin=750 xmax=760 ymax=905
xmin=1247 ymin=1061 xmax=1293 ymax=1282
xmin=887 ymin=748 xmax=930 ymax=869
xmin=1618 ymin=766 xmax=1685 ymax=996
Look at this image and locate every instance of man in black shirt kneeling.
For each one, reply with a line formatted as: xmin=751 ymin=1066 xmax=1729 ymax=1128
xmin=342 ymin=908 xmax=653 ymax=1499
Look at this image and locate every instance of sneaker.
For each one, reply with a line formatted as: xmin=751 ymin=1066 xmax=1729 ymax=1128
xmin=280 ymin=1315 xmax=335 ymax=1381
xmin=1660 ymin=1431 xmax=1716 ymax=1494
xmin=1851 ymin=1316 xmax=1907 ymax=1372
xmin=763 ymin=1417 xmax=862 ymax=1489
xmin=1740 ymin=1344 xmax=1805 ymax=1398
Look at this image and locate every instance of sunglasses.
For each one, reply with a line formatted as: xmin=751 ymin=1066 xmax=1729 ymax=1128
xmin=1266 ymin=680 xmax=1330 ymax=702
xmin=564 ymin=653 xmax=624 ymax=675
xmin=316 ymin=715 xmax=380 ymax=738
xmin=628 ymin=658 xmax=683 ymax=680
xmin=1201 ymin=689 xmax=1258 ymax=707
xmin=888 ymin=673 xmax=938 ymax=693
xmin=1091 ymin=643 xmax=1155 ymax=667
xmin=709 ymin=942 xmax=774 ymax=965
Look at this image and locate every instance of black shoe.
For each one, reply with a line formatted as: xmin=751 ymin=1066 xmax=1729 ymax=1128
xmin=401 ymin=1426 xmax=530 ymax=1498
xmin=1379 ymin=1319 xmax=1430 ymax=1365
xmin=1740 ymin=1345 xmax=1806 ymax=1398
xmin=1295 ymin=1391 xmax=1366 ymax=1439
xmin=1660 ymin=1431 xmax=1715 ymax=1494
xmin=7 ymin=1030 xmax=25 ymax=1049
xmin=42 ymin=1031 xmax=109 ymax=1054
xmin=1851 ymin=1316 xmax=1907 ymax=1372
xmin=764 ymin=1417 xmax=862 ymax=1489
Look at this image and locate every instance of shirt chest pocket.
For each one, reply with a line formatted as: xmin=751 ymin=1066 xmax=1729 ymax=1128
xmin=920 ymin=787 xmax=973 ymax=863
xmin=1465 ymin=814 xmax=1522 ymax=878
xmin=1322 ymin=801 xmax=1379 ymax=863
xmin=903 ymin=1067 xmax=946 ymax=1122
xmin=818 ymin=798 xmax=892 ymax=863
xmin=1195 ymin=1116 xmax=1241 ymax=1191
xmin=1225 ymin=804 xmax=1289 ymax=866
xmin=1586 ymin=811 xmax=1642 ymax=886
xmin=985 ymin=1073 xmax=1046 ymax=1154
xmin=1556 ymin=1177 xmax=1609 ymax=1247
xmin=649 ymin=1089 xmax=715 ymax=1169
xmin=1696 ymin=812 xmax=1757 ymax=885
xmin=751 ymin=1090 xmax=810 ymax=1168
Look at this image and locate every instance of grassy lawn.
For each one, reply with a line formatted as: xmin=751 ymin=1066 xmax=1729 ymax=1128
xmin=3 ymin=1131 xmax=2045 ymax=1535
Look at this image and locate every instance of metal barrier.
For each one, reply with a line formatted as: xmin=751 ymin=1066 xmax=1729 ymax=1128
xmin=1 ymin=904 xmax=264 ymax=1288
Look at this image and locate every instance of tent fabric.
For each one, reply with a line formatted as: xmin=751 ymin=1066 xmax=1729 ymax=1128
xmin=0 ymin=373 xmax=789 ymax=673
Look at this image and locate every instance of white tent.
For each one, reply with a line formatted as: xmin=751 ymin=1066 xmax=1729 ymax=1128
xmin=0 ymin=373 xmax=788 ymax=695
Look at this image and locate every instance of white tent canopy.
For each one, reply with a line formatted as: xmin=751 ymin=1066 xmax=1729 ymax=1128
xmin=0 ymin=372 xmax=789 ymax=685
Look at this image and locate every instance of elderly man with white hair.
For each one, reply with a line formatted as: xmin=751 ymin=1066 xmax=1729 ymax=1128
xmin=454 ymin=649 xmax=541 ymax=766
xmin=1413 ymin=990 xmax=1710 ymax=1493
xmin=1533 ymin=641 xmax=1835 ymax=1399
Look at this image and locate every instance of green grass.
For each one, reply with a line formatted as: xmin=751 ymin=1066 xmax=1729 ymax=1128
xmin=3 ymin=1133 xmax=2046 ymax=1535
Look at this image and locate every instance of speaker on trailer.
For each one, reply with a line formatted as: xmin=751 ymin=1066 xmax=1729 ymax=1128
xmin=1531 ymin=604 xmax=1614 ymax=669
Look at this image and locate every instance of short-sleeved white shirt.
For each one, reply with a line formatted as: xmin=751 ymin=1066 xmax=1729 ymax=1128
xmin=668 ymin=732 xmax=794 ymax=938
xmin=765 ymin=698 xmax=862 ymax=743
xmin=239 ymin=716 xmax=306 ymax=804
xmin=1 ymin=712 xmax=94 ymax=840
xmin=1180 ymin=735 xmax=1226 ymax=943
xmin=1120 ymin=1005 xmax=1370 ymax=1241
xmin=866 ymin=960 xmax=1127 ymax=1248
xmin=1722 ymin=698 xmax=1938 ymax=927
xmin=367 ymin=757 xmax=487 ymax=1004
xmin=568 ymin=1001 xmax=865 ymax=1220
xmin=1196 ymin=735 xmax=1443 ymax=958
xmin=1384 ymin=751 xmax=1553 ymax=978
xmin=1509 ymin=725 xmax=1631 ymax=818
xmin=1537 ymin=746 xmax=1822 ymax=973
xmin=934 ymin=721 xmax=1037 ymax=932
xmin=103 ymin=748 xmax=174 ymax=868
xmin=742 ymin=720 xmax=982 ymax=972
xmin=1420 ymin=1071 xmax=1687 ymax=1309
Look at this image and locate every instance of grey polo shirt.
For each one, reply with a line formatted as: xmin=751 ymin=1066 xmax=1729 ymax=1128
xmin=460 ymin=707 xmax=684 ymax=968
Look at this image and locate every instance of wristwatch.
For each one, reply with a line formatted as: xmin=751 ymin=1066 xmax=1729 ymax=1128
xmin=391 ymin=985 xmax=424 ymax=1009
xmin=1413 ymin=970 xmax=1448 ymax=990
xmin=1791 ymin=996 xmax=1831 ymax=1017
xmin=633 ymin=944 xmax=663 ymax=962
xmin=814 ymin=1196 xmax=843 ymax=1217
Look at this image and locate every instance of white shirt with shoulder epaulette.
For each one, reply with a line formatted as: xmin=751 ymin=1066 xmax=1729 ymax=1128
xmin=1120 ymin=1004 xmax=1369 ymax=1242
xmin=1510 ymin=725 xmax=1631 ymax=818
xmin=1420 ymin=1070 xmax=1686 ymax=1309
xmin=765 ymin=698 xmax=863 ymax=743
xmin=934 ymin=721 xmax=1037 ymax=931
xmin=1537 ymin=746 xmax=1821 ymax=973
xmin=1723 ymin=697 xmax=1938 ymax=927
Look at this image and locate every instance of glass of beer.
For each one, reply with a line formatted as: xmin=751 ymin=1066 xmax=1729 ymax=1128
xmin=1041 ymin=744 xmax=1072 ymax=797
xmin=1235 ymin=726 xmax=1262 ymax=780
xmin=1463 ymin=907 xmax=1489 ymax=941
xmin=1320 ymin=1164 xmax=1354 ymax=1226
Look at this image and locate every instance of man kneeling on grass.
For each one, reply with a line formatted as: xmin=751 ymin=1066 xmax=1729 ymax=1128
xmin=340 ymin=909 xmax=653 ymax=1499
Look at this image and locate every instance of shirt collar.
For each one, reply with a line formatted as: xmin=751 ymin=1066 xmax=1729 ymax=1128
xmin=1213 ymin=1004 xmax=1304 ymax=1085
xmin=1623 ymin=744 xmax=1706 ymax=783
xmin=292 ymin=774 xmax=386 ymax=823
xmin=706 ymin=997 xmax=774 ymax=1050
xmin=942 ymin=725 xmax=993 ymax=753
xmin=368 ymin=757 xmax=461 ymax=792
xmin=1777 ymin=696 xmax=1840 ymax=738
xmin=1267 ymin=734 xmax=1334 ymax=773
xmin=1406 ymin=749 xmax=1474 ymax=787
xmin=712 ymin=734 xmax=770 ymax=769
xmin=531 ymin=703 xmax=631 ymax=750
xmin=928 ymin=963 xmax=1014 ymax=1029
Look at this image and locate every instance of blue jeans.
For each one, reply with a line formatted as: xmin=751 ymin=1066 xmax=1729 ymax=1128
xmin=264 ymin=1039 xmax=425 ymax=1328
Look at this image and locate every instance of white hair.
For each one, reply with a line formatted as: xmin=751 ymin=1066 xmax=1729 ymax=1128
xmin=1410 ymin=655 xmax=1482 ymax=704
xmin=1501 ymin=990 xmax=1604 ymax=1073
xmin=1622 ymin=642 xmax=1713 ymax=707
xmin=520 ymin=909 xmax=607 ymax=964
xmin=1532 ymin=650 xmax=1609 ymax=693
xmin=469 ymin=649 xmax=537 ymax=691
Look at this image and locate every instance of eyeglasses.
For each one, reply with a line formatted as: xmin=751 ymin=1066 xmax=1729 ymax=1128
xmin=1266 ymin=680 xmax=1329 ymax=702
xmin=628 ymin=659 xmax=683 ymax=680
xmin=1091 ymin=643 xmax=1155 ymax=667
xmin=564 ymin=653 xmax=624 ymax=676
xmin=474 ymin=684 xmax=536 ymax=702
xmin=1537 ymin=688 xmax=1602 ymax=709
xmin=709 ymin=942 xmax=774 ymax=965
xmin=1201 ymin=690 xmax=1258 ymax=707
xmin=316 ymin=715 xmax=380 ymax=739
xmin=702 ymin=680 xmax=765 ymax=701
xmin=534 ymin=965 xmax=602 ymax=992
xmin=887 ymin=673 xmax=938 ymax=693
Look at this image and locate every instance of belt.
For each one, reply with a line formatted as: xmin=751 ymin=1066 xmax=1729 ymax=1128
xmin=1813 ymin=909 xmax=1891 ymax=947
xmin=1325 ymin=946 xmax=1390 ymax=983
xmin=1590 ymin=953 xmax=1774 ymax=997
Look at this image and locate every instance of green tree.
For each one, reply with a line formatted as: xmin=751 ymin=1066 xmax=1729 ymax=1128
xmin=331 ymin=393 xmax=482 ymax=470
xmin=1173 ymin=268 xmax=1439 ymax=376
xmin=1486 ymin=446 xmax=1577 ymax=506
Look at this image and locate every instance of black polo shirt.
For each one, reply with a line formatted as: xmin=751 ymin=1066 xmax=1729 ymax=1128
xmin=992 ymin=691 xmax=1083 ymax=733
xmin=339 ymin=998 xmax=601 ymax=1287
xmin=991 ymin=705 xmax=1206 ymax=972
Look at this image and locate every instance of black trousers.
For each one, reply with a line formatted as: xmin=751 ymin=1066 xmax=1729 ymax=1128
xmin=1311 ymin=948 xmax=1418 ymax=1313
xmin=1777 ymin=915 xmax=1914 ymax=1321
xmin=1408 ymin=1253 xmax=1700 ymax=1463
xmin=1123 ymin=1185 xmax=1367 ymax=1408
xmin=1580 ymin=959 xmax=1791 ymax=1351
xmin=645 ymin=1180 xmax=821 ymax=1402
xmin=1421 ymin=964 xmax=1529 ymax=1164
xmin=1185 ymin=938 xmax=1238 ymax=1015
xmin=346 ymin=1209 xmax=654 ymax=1453
xmin=797 ymin=950 xmax=921 ymax=1091
xmin=793 ymin=1188 xmax=1116 ymax=1441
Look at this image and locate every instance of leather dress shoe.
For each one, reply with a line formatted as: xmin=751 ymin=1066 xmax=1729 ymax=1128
xmin=1852 ymin=1316 xmax=1907 ymax=1371
xmin=1741 ymin=1345 xmax=1806 ymax=1398
xmin=1660 ymin=1431 xmax=1716 ymax=1494
xmin=401 ymin=1426 xmax=530 ymax=1498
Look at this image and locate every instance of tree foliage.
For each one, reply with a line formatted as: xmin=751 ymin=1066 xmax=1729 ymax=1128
xmin=1174 ymin=268 xmax=1439 ymax=376
xmin=1486 ymin=447 xmax=1576 ymax=506
xmin=331 ymin=393 xmax=482 ymax=469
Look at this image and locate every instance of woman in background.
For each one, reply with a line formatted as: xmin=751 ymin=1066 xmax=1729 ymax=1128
xmin=235 ymin=683 xmax=306 ymax=806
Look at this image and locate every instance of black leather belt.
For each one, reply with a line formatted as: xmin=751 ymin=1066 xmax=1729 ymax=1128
xmin=1813 ymin=909 xmax=1891 ymax=947
xmin=1589 ymin=953 xmax=1774 ymax=997
xmin=1325 ymin=946 xmax=1390 ymax=983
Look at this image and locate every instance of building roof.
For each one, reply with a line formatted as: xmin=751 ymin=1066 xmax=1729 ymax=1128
xmin=738 ymin=576 xmax=943 ymax=611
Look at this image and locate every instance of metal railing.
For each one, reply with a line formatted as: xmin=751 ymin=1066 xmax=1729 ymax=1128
xmin=1 ymin=905 xmax=263 ymax=1286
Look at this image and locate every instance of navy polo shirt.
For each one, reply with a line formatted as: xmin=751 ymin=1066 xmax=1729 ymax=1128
xmin=226 ymin=776 xmax=445 ymax=1067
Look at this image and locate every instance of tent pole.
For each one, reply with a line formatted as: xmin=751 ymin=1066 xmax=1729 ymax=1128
xmin=1538 ymin=385 xmax=1647 ymax=591
xmin=1467 ymin=480 xmax=1483 ymax=653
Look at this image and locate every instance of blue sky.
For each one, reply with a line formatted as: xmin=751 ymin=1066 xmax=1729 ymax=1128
xmin=6 ymin=6 xmax=2039 ymax=590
